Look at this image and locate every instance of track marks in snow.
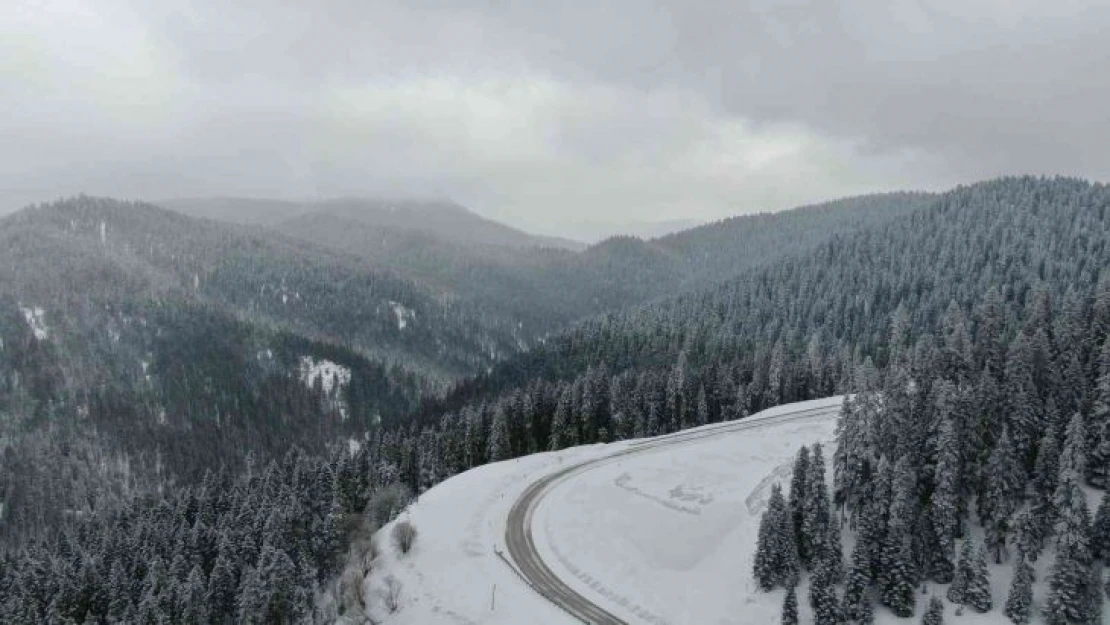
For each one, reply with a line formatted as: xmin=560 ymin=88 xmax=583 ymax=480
xmin=743 ymin=461 xmax=795 ymax=515
xmin=541 ymin=513 xmax=671 ymax=625
xmin=613 ymin=473 xmax=702 ymax=515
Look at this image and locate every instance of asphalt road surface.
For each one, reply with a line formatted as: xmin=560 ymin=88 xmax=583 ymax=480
xmin=504 ymin=400 xmax=844 ymax=624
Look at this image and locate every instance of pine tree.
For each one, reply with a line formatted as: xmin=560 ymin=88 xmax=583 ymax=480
xmin=879 ymin=457 xmax=917 ymax=618
xmin=548 ymin=387 xmax=576 ymax=450
xmin=879 ymin=532 xmax=917 ymax=617
xmin=964 ymin=543 xmax=993 ymax=613
xmin=1089 ymin=337 xmax=1110 ymax=487
xmin=754 ymin=484 xmax=795 ymax=591
xmin=984 ymin=427 xmax=1022 ymax=562
xmin=782 ymin=585 xmax=799 ymax=625
xmin=488 ymin=405 xmax=511 ymax=461
xmin=921 ymin=595 xmax=945 ymax=625
xmin=812 ymin=579 xmax=842 ymax=625
xmin=841 ymin=538 xmax=873 ymax=624
xmin=1012 ymin=507 xmax=1047 ymax=563
xmin=789 ymin=446 xmax=811 ymax=566
xmin=803 ymin=444 xmax=832 ymax=572
xmin=776 ymin=499 xmax=801 ymax=588
xmin=1045 ymin=466 xmax=1098 ymax=625
xmin=1005 ymin=331 xmax=1041 ymax=469
xmin=1092 ymin=491 xmax=1110 ymax=562
xmin=181 ymin=564 xmax=210 ymax=625
xmin=947 ymin=539 xmax=973 ymax=606
xmin=931 ymin=416 xmax=961 ymax=583
xmin=207 ymin=551 xmax=238 ymax=623
xmin=311 ymin=495 xmax=343 ymax=581
xmin=1004 ymin=555 xmax=1034 ymax=624
xmin=696 ymin=384 xmax=709 ymax=427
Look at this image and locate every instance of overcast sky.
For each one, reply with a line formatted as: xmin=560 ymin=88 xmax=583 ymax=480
xmin=4 ymin=1 xmax=1109 ymax=232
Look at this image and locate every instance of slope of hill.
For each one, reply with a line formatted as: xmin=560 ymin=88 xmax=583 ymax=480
xmin=3 ymin=197 xmax=522 ymax=378
xmin=158 ymin=197 xmax=316 ymax=225
xmin=274 ymin=193 xmax=932 ymax=338
xmin=0 ymin=196 xmax=532 ymax=542
xmin=422 ymin=177 xmax=1108 ymax=422
xmin=165 ymin=196 xmax=583 ymax=250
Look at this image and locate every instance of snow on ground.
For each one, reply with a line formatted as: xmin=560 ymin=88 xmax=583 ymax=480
xmin=299 ymin=356 xmax=352 ymax=394
xmin=19 ymin=305 xmax=49 ymax=340
xmin=365 ymin=444 xmax=626 ymax=625
xmin=533 ymin=397 xmax=841 ymax=625
xmin=389 ymin=301 xmax=416 ymax=331
xmin=365 ymin=396 xmax=1072 ymax=624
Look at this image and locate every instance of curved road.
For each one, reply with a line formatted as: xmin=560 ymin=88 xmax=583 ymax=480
xmin=504 ymin=399 xmax=844 ymax=624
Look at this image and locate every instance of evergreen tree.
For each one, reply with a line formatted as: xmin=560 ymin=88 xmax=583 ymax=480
xmin=1089 ymin=337 xmax=1110 ymax=487
xmin=1033 ymin=424 xmax=1062 ymax=526
xmin=947 ymin=540 xmax=973 ymax=606
xmin=1012 ymin=507 xmax=1047 ymax=564
xmin=931 ymin=416 xmax=961 ymax=582
xmin=803 ymin=444 xmax=832 ymax=573
xmin=812 ymin=579 xmax=842 ymax=625
xmin=879 ymin=457 xmax=917 ymax=617
xmin=207 ymin=551 xmax=238 ymax=623
xmin=984 ymin=428 xmax=1022 ymax=562
xmin=782 ymin=585 xmax=799 ymax=625
xmin=921 ymin=595 xmax=945 ymax=625
xmin=1005 ymin=332 xmax=1041 ymax=469
xmin=755 ymin=484 xmax=796 ymax=591
xmin=1045 ymin=467 xmax=1098 ymax=625
xmin=841 ymin=537 xmax=874 ymax=624
xmin=237 ymin=545 xmax=300 ymax=625
xmin=1004 ymin=555 xmax=1034 ymax=624
xmin=789 ymin=446 xmax=811 ymax=566
xmin=548 ymin=387 xmax=576 ymax=450
xmin=180 ymin=565 xmax=209 ymax=625
xmin=1092 ymin=491 xmax=1110 ymax=563
xmin=488 ymin=405 xmax=511 ymax=462
xmin=964 ymin=543 xmax=993 ymax=613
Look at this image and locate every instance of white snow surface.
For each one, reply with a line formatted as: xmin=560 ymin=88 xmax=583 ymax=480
xmin=389 ymin=301 xmax=416 ymax=331
xmin=366 ymin=445 xmax=623 ymax=625
xmin=369 ymin=395 xmax=1072 ymax=624
xmin=19 ymin=305 xmax=49 ymax=340
xmin=299 ymin=356 xmax=352 ymax=395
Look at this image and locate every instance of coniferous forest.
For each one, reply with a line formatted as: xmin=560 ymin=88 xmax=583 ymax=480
xmin=3 ymin=176 xmax=1110 ymax=622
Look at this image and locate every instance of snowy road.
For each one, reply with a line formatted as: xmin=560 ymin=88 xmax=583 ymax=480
xmin=504 ymin=399 xmax=845 ymax=624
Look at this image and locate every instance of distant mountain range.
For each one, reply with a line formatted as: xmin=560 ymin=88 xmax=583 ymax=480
xmin=161 ymin=197 xmax=584 ymax=250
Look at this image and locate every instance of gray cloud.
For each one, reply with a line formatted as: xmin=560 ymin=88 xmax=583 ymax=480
xmin=3 ymin=0 xmax=1108 ymax=231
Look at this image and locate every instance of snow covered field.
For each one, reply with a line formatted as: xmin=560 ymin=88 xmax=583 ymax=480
xmin=368 ymin=396 xmax=1065 ymax=624
xmin=533 ymin=398 xmax=841 ymax=625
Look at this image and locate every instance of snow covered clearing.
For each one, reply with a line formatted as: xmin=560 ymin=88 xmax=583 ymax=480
xmin=19 ymin=305 xmax=49 ymax=340
xmin=299 ymin=356 xmax=352 ymax=395
xmin=389 ymin=301 xmax=416 ymax=331
xmin=531 ymin=397 xmax=842 ymax=625
xmin=300 ymin=356 xmax=353 ymax=419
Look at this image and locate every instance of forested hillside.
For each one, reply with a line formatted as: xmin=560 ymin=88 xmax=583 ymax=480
xmin=752 ymin=274 xmax=1110 ymax=622
xmin=273 ymin=192 xmax=932 ymax=337
xmin=388 ymin=177 xmax=1110 ymax=495
xmin=0 ymin=196 xmax=527 ymax=544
